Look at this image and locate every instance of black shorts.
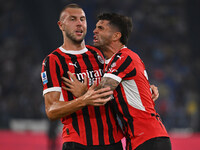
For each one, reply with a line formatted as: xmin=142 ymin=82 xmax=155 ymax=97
xmin=62 ymin=141 xmax=123 ymax=150
xmin=135 ymin=137 xmax=171 ymax=150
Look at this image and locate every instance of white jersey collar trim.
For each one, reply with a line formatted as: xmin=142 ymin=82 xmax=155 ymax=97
xmin=59 ymin=46 xmax=88 ymax=54
xmin=105 ymin=58 xmax=112 ymax=64
xmin=105 ymin=46 xmax=127 ymax=64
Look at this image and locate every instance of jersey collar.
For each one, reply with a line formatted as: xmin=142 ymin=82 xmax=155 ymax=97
xmin=105 ymin=46 xmax=127 ymax=64
xmin=59 ymin=46 xmax=88 ymax=54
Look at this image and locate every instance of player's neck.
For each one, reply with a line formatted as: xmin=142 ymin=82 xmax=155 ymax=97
xmin=103 ymin=42 xmax=125 ymax=59
xmin=62 ymin=38 xmax=86 ymax=50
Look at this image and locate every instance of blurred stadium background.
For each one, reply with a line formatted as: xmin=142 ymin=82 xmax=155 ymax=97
xmin=0 ymin=0 xmax=200 ymax=149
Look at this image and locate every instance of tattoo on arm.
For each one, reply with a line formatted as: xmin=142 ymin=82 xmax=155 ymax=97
xmin=96 ymin=77 xmax=120 ymax=91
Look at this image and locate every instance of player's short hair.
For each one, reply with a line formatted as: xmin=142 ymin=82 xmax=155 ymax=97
xmin=59 ymin=3 xmax=83 ymax=21
xmin=97 ymin=13 xmax=133 ymax=45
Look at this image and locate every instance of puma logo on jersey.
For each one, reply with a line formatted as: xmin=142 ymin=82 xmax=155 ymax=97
xmin=108 ymin=68 xmax=118 ymax=73
xmin=69 ymin=62 xmax=78 ymax=68
xmin=116 ymin=55 xmax=124 ymax=60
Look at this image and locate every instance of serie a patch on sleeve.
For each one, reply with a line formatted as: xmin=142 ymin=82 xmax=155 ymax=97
xmin=41 ymin=71 xmax=48 ymax=84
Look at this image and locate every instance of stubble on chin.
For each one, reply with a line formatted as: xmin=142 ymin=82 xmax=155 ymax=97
xmin=73 ymin=38 xmax=84 ymax=44
xmin=93 ymin=42 xmax=101 ymax=48
xmin=65 ymin=32 xmax=85 ymax=44
xmin=94 ymin=44 xmax=106 ymax=52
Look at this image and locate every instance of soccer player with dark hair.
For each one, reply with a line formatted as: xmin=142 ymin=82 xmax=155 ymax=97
xmin=93 ymin=13 xmax=171 ymax=150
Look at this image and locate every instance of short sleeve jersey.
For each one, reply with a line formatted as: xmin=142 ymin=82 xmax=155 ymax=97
xmin=41 ymin=45 xmax=124 ymax=146
xmin=104 ymin=47 xmax=169 ymax=149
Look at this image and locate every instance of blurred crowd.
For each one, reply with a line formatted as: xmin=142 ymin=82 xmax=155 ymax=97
xmin=0 ymin=0 xmax=199 ymax=133
xmin=0 ymin=0 xmax=44 ymax=127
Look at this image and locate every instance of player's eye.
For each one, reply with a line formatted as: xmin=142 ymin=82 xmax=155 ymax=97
xmin=70 ymin=17 xmax=76 ymax=21
xmin=98 ymin=26 xmax=103 ymax=30
xmin=80 ymin=17 xmax=86 ymax=22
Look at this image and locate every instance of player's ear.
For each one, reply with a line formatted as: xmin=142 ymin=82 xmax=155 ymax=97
xmin=113 ymin=32 xmax=121 ymax=41
xmin=58 ymin=21 xmax=63 ymax=31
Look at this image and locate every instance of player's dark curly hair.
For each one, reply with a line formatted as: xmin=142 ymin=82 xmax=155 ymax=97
xmin=97 ymin=13 xmax=133 ymax=45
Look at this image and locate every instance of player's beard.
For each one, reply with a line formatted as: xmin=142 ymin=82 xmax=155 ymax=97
xmin=94 ymin=37 xmax=111 ymax=53
xmin=65 ymin=31 xmax=85 ymax=44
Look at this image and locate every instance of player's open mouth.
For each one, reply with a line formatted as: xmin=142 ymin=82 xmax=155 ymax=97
xmin=93 ymin=35 xmax=98 ymax=43
xmin=76 ymin=30 xmax=83 ymax=36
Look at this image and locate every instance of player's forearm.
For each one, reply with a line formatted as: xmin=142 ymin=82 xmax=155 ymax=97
xmin=46 ymin=97 xmax=85 ymax=120
xmin=96 ymin=77 xmax=119 ymax=91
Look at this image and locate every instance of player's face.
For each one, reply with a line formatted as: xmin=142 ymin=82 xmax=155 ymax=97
xmin=59 ymin=8 xmax=87 ymax=44
xmin=93 ymin=20 xmax=114 ymax=49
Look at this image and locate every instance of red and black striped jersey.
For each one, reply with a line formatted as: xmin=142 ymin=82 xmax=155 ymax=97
xmin=104 ymin=47 xmax=169 ymax=149
xmin=41 ymin=45 xmax=124 ymax=146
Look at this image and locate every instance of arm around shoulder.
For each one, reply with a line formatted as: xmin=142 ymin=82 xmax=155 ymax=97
xmin=96 ymin=76 xmax=120 ymax=91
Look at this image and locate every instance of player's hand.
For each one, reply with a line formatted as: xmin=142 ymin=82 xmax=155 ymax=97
xmin=62 ymin=71 xmax=88 ymax=97
xmin=81 ymin=82 xmax=113 ymax=106
xmin=150 ymin=84 xmax=159 ymax=101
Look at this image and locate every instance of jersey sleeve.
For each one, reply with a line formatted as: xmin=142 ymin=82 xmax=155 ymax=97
xmin=41 ymin=55 xmax=62 ymax=95
xmin=104 ymin=52 xmax=136 ymax=83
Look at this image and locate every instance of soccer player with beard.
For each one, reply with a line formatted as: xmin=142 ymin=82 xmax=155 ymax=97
xmin=93 ymin=13 xmax=171 ymax=150
xmin=41 ymin=4 xmax=124 ymax=150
